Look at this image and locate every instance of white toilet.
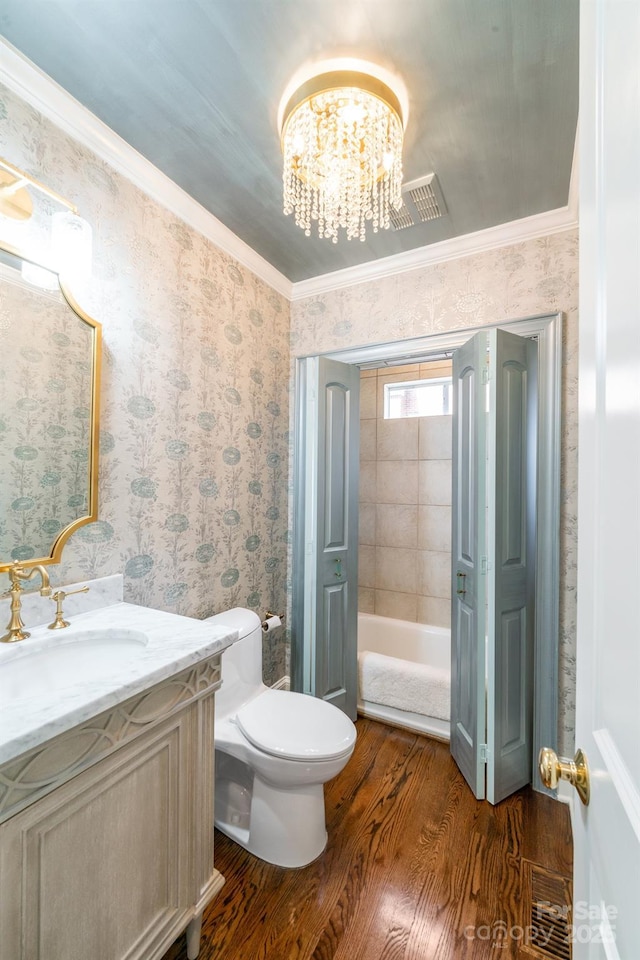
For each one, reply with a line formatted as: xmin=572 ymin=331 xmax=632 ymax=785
xmin=206 ymin=608 xmax=356 ymax=868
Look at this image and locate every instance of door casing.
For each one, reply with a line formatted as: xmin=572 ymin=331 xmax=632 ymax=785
xmin=292 ymin=312 xmax=562 ymax=784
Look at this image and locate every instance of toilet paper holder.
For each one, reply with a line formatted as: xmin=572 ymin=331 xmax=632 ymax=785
xmin=262 ymin=611 xmax=284 ymax=631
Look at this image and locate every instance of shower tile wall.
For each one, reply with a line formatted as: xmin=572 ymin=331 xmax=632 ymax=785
xmin=358 ymin=364 xmax=452 ymax=628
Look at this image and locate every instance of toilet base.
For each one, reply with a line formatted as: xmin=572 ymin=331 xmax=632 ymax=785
xmin=216 ymin=774 xmax=328 ymax=868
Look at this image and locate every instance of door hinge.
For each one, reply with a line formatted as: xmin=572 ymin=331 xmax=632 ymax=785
xmin=480 ymin=744 xmax=489 ymax=764
xmin=482 ymin=362 xmax=491 ymax=384
xmin=481 ymin=556 xmax=491 ymax=574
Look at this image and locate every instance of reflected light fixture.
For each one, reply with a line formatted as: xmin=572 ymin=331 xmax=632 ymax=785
xmin=279 ymin=61 xmax=407 ymax=243
xmin=0 ymin=156 xmax=92 ymax=285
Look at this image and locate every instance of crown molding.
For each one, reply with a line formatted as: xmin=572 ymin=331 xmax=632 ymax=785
xmin=0 ymin=37 xmax=579 ymax=306
xmin=0 ymin=38 xmax=293 ymax=300
xmin=291 ymin=200 xmax=578 ymax=301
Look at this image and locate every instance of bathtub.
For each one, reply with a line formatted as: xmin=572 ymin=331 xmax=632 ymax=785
xmin=357 ymin=613 xmax=451 ymax=741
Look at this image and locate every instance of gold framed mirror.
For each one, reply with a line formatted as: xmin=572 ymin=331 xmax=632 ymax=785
xmin=0 ymin=241 xmax=101 ymax=572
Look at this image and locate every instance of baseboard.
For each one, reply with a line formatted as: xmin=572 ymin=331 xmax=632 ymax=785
xmin=271 ymin=675 xmax=290 ymax=691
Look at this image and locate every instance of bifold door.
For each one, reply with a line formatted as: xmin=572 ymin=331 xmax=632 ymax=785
xmin=451 ymin=328 xmax=537 ymax=803
xmin=292 ymin=356 xmax=360 ymax=719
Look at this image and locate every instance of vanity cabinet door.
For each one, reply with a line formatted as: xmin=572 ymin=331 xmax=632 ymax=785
xmin=0 ymin=704 xmax=199 ymax=960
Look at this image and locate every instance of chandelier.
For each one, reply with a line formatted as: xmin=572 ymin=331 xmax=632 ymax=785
xmin=279 ymin=67 xmax=406 ymax=243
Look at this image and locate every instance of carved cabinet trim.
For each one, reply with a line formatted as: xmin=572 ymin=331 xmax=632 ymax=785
xmin=0 ymin=655 xmax=221 ymax=823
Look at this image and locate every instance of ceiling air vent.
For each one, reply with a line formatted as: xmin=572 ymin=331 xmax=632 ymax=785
xmin=390 ymin=173 xmax=447 ymax=230
xmin=389 ymin=205 xmax=414 ymax=231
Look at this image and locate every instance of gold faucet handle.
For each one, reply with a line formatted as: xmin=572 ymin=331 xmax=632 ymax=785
xmin=48 ymin=585 xmax=90 ymax=630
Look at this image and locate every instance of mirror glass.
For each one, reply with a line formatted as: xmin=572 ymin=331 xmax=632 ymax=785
xmin=0 ymin=245 xmax=101 ymax=569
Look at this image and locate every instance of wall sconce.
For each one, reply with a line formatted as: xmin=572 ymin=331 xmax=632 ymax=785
xmin=0 ymin=156 xmax=92 ymax=286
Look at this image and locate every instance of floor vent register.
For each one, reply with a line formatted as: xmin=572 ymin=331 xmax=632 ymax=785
xmin=520 ymin=860 xmax=573 ymax=960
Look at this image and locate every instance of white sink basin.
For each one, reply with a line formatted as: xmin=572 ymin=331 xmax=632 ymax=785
xmin=0 ymin=628 xmax=149 ymax=705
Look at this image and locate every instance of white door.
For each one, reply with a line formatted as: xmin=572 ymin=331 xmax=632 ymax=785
xmin=291 ymin=356 xmax=360 ymax=719
xmin=566 ymin=1 xmax=640 ymax=954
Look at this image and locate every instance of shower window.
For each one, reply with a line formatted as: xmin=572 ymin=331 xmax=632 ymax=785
xmin=384 ymin=377 xmax=452 ymax=419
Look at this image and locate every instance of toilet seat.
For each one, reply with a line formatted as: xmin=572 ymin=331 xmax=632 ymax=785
xmin=236 ymin=689 xmax=355 ymax=762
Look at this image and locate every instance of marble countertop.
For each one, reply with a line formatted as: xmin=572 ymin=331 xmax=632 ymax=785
xmin=0 ymin=601 xmax=236 ymax=765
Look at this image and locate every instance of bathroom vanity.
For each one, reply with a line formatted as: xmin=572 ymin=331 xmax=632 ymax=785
xmin=0 ymin=595 xmax=236 ymax=960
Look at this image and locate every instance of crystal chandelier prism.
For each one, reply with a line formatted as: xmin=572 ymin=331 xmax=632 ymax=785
xmin=280 ymin=69 xmax=405 ymax=243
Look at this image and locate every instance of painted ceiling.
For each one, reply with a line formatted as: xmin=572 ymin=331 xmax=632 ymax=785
xmin=0 ymin=0 xmax=579 ymax=283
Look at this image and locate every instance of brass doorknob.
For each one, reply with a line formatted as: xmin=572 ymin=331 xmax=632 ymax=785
xmin=538 ymin=747 xmax=590 ymax=806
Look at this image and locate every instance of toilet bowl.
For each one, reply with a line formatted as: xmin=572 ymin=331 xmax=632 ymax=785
xmin=206 ymin=608 xmax=356 ymax=867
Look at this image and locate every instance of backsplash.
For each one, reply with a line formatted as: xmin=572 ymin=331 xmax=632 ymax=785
xmin=0 ymin=573 xmax=124 ymax=629
xmin=291 ymin=230 xmax=578 ymax=754
xmin=0 ymin=84 xmax=290 ymax=684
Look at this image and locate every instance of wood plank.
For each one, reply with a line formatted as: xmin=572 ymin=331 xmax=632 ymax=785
xmin=162 ymin=719 xmax=572 ymax=960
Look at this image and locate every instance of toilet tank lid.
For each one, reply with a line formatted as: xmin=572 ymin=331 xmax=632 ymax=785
xmin=204 ymin=607 xmax=261 ymax=639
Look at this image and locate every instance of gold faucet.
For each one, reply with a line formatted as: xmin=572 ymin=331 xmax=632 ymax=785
xmin=1 ymin=563 xmax=52 ymax=643
xmin=48 ymin=585 xmax=90 ymax=630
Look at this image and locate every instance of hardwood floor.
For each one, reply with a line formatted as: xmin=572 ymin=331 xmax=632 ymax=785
xmin=163 ymin=718 xmax=572 ymax=960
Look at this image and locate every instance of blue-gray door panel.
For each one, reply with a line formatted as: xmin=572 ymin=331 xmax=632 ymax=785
xmin=324 ymin=384 xmax=347 ymax=549
xmin=322 ymin=581 xmax=350 ymax=703
xmin=487 ymin=330 xmax=536 ymax=804
xmin=315 ymin=358 xmax=360 ymax=718
xmin=450 ymin=332 xmax=487 ymax=799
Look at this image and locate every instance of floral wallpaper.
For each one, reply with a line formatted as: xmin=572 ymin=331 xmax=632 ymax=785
xmin=0 ymin=267 xmax=94 ymax=561
xmin=0 ymin=84 xmax=290 ymax=684
xmin=0 ymin=79 xmax=578 ymax=741
xmin=291 ymin=230 xmax=579 ymax=754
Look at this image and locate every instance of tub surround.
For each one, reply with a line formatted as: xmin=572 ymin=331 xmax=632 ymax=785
xmin=358 ymin=365 xmax=453 ymax=627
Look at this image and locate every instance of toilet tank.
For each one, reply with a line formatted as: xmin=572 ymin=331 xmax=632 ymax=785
xmin=205 ymin=608 xmax=265 ymax=716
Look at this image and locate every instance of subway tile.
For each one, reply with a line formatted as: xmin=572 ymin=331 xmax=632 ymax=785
xmin=358 ymin=587 xmax=375 ymax=614
xmin=359 ymin=419 xmax=377 ymax=461
xmin=419 ymin=415 xmax=453 ymax=460
xmin=359 ymin=503 xmax=376 ymax=545
xmin=377 ymin=460 xmax=418 ymax=504
xmin=359 ymin=460 xmax=377 ymax=503
xmin=375 ymin=589 xmax=418 ymax=622
xmin=376 ymin=503 xmax=418 ymax=548
xmin=376 ymin=418 xmax=419 ymax=461
xmin=375 ymin=546 xmax=418 ymax=593
xmin=359 ymin=545 xmax=376 ymax=589
xmin=418 ymin=459 xmax=452 ymax=505
xmin=417 ymin=550 xmax=451 ymax=599
xmin=418 ymin=505 xmax=452 ymax=552
xmin=417 ymin=595 xmax=452 ymax=628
